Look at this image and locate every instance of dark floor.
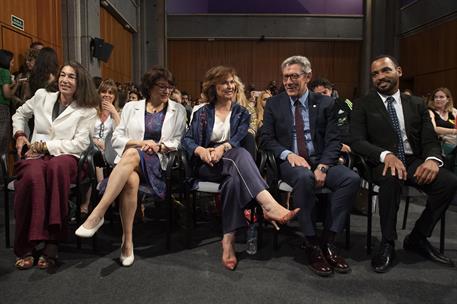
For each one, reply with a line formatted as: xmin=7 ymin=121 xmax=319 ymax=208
xmin=1 ymin=195 xmax=457 ymax=304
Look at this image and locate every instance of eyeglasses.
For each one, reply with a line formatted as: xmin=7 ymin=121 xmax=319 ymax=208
xmin=155 ymin=84 xmax=175 ymax=92
xmin=282 ymin=72 xmax=305 ymax=82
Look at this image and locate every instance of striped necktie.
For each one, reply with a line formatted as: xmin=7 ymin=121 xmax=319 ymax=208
xmin=386 ymin=96 xmax=406 ymax=164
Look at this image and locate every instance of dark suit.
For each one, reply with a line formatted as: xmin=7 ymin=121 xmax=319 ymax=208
xmin=261 ymin=91 xmax=360 ymax=236
xmin=351 ymin=91 xmax=457 ymax=241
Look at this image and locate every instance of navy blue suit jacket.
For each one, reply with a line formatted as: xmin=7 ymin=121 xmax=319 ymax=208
xmin=260 ymin=91 xmax=341 ymax=166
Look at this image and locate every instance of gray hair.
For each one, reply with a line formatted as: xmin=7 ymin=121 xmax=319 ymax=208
xmin=281 ymin=56 xmax=312 ymax=74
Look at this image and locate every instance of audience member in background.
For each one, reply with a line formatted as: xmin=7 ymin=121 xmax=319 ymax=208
xmin=182 ymin=65 xmax=299 ymax=271
xmin=267 ymin=80 xmax=279 ymax=96
xmin=309 ymin=78 xmax=352 ymax=154
xmin=15 ymin=48 xmax=40 ymax=103
xmin=0 ymin=49 xmax=20 ymax=157
xmin=261 ymin=56 xmax=360 ymax=277
xmin=79 ymin=79 xmax=121 ymax=220
xmin=427 ymin=87 xmax=457 ymax=173
xmin=92 ymin=76 xmax=103 ymax=89
xmin=351 ymin=55 xmax=457 ymax=273
xmin=234 ymin=75 xmax=257 ymax=160
xmin=76 ymin=67 xmax=187 ymax=267
xmin=403 ymin=89 xmax=413 ymax=96
xmin=30 ymin=41 xmax=44 ymax=51
xmin=255 ymin=89 xmax=272 ymax=131
xmin=12 ymin=61 xmax=98 ymax=271
xmin=181 ymin=91 xmax=193 ymax=123
xmin=29 ymin=47 xmax=59 ymax=96
xmin=170 ymin=88 xmax=182 ymax=103
xmin=128 ymin=87 xmax=142 ymax=101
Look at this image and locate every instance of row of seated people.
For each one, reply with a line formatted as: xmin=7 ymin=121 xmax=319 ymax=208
xmin=9 ymin=55 xmax=457 ymax=278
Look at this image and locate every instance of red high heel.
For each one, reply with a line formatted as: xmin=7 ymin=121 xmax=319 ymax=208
xmin=264 ymin=208 xmax=300 ymax=230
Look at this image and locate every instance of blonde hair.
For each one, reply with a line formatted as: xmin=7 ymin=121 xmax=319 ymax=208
xmin=427 ymin=87 xmax=454 ymax=113
xmin=256 ymin=90 xmax=272 ymax=127
xmin=233 ymin=75 xmax=249 ymax=107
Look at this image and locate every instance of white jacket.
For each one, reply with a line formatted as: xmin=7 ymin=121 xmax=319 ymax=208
xmin=12 ymin=89 xmax=97 ymax=157
xmin=112 ymin=99 xmax=186 ymax=170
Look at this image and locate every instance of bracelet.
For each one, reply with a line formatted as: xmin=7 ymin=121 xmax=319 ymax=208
xmin=14 ymin=131 xmax=26 ymax=140
xmin=158 ymin=143 xmax=162 ymax=153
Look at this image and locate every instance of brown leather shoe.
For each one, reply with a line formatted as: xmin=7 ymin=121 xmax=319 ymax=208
xmin=304 ymin=245 xmax=333 ymax=277
xmin=321 ymin=243 xmax=351 ymax=274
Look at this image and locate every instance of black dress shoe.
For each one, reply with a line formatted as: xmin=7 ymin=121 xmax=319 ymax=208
xmin=371 ymin=242 xmax=396 ymax=273
xmin=304 ymin=245 xmax=333 ymax=277
xmin=403 ymin=234 xmax=455 ymax=267
xmin=321 ymin=243 xmax=351 ymax=274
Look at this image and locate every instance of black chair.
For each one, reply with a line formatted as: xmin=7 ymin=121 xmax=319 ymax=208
xmin=91 ymin=148 xmax=180 ymax=250
xmin=261 ymin=150 xmax=351 ymax=250
xmin=181 ymin=151 xmax=262 ymax=250
xmin=1 ymin=146 xmax=97 ymax=248
xmin=351 ymin=152 xmax=446 ymax=255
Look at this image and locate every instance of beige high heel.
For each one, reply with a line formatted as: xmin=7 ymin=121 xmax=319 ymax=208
xmin=263 ymin=208 xmax=300 ymax=230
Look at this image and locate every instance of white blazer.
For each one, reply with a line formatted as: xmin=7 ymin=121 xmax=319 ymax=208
xmin=112 ymin=99 xmax=186 ymax=170
xmin=12 ymin=89 xmax=97 ymax=157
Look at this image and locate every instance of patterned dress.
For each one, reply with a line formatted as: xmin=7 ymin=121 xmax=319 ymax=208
xmin=137 ymin=110 xmax=166 ymax=200
xmin=99 ymin=109 xmax=167 ymax=200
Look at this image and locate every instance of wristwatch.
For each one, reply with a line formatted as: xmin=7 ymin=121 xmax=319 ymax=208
xmin=318 ymin=165 xmax=328 ymax=174
xmin=223 ymin=143 xmax=231 ymax=152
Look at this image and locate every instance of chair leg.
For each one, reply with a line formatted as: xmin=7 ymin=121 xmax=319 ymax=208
xmin=185 ymin=191 xmax=193 ymax=249
xmin=345 ymin=213 xmax=350 ymax=250
xmin=402 ymin=197 xmax=410 ymax=230
xmin=166 ymin=190 xmax=172 ymax=250
xmin=440 ymin=213 xmax=445 ymax=254
xmin=4 ymin=187 xmax=10 ymax=248
xmin=367 ymin=184 xmax=373 ymax=255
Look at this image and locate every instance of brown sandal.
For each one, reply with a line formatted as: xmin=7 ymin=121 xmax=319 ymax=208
xmin=15 ymin=256 xmax=34 ymax=270
xmin=37 ymin=255 xmax=57 ymax=269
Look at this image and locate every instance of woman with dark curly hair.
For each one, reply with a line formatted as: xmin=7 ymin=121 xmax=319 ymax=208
xmin=76 ymin=67 xmax=187 ymax=267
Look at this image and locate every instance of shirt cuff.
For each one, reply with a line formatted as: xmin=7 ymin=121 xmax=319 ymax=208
xmin=380 ymin=151 xmax=392 ymax=163
xmin=280 ymin=150 xmax=293 ymax=161
xmin=425 ymin=156 xmax=443 ymax=167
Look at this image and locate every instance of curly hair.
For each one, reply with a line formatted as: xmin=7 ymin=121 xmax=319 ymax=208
xmin=201 ymin=66 xmax=236 ymax=104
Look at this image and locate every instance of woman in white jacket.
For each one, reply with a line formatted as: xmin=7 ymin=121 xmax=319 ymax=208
xmin=12 ymin=61 xmax=98 ymax=270
xmin=76 ymin=67 xmax=186 ymax=266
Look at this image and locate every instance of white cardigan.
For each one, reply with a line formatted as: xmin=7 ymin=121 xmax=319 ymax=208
xmin=12 ymin=89 xmax=97 ymax=157
xmin=112 ymin=99 xmax=186 ymax=170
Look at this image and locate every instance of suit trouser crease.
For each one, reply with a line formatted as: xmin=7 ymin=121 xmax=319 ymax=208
xmin=279 ymin=162 xmax=360 ymax=236
xmin=373 ymin=156 xmax=457 ymax=242
xmin=197 ymin=148 xmax=267 ymax=233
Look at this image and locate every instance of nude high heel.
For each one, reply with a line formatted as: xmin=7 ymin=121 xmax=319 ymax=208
xmin=263 ymin=208 xmax=300 ymax=230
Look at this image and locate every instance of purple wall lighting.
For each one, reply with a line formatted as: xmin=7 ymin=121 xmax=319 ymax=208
xmin=167 ymin=0 xmax=363 ymax=15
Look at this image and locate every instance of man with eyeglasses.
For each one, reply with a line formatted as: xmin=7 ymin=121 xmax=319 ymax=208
xmin=260 ymin=55 xmax=360 ymax=277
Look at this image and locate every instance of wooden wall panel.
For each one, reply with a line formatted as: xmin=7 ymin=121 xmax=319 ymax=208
xmin=400 ymin=18 xmax=457 ymax=100
xmin=168 ymin=40 xmax=361 ymax=100
xmin=100 ymin=7 xmax=132 ymax=83
xmin=0 ymin=0 xmax=63 ymax=73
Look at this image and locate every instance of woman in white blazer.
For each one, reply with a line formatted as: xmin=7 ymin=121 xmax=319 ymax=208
xmin=76 ymin=67 xmax=186 ymax=266
xmin=12 ymin=61 xmax=99 ymax=270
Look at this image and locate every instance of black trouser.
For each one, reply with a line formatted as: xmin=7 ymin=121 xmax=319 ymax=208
xmin=373 ymin=156 xmax=457 ymax=242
